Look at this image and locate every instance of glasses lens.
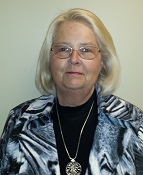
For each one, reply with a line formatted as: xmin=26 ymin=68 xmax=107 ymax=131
xmin=79 ymin=46 xmax=98 ymax=59
xmin=52 ymin=45 xmax=71 ymax=59
xmin=51 ymin=45 xmax=99 ymax=59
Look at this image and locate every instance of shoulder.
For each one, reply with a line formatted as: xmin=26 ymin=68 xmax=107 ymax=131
xmin=0 ymin=95 xmax=56 ymax=172
xmin=10 ymin=94 xmax=55 ymax=124
xmin=12 ymin=94 xmax=55 ymax=114
xmin=5 ymin=95 xmax=55 ymax=125
xmin=96 ymin=85 xmax=143 ymax=120
xmin=98 ymin=93 xmax=143 ymax=141
xmin=1 ymin=94 xmax=55 ymax=141
xmin=98 ymin=92 xmax=143 ymax=120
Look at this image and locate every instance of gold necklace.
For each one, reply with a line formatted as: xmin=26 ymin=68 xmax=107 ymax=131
xmin=56 ymin=99 xmax=94 ymax=175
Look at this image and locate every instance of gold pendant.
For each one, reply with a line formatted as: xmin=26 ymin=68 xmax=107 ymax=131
xmin=66 ymin=159 xmax=82 ymax=175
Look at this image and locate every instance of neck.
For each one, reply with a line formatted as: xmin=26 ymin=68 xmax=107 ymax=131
xmin=56 ymin=87 xmax=95 ymax=107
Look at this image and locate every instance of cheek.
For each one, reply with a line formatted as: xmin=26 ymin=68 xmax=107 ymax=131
xmin=91 ymin=61 xmax=102 ymax=74
xmin=89 ymin=53 xmax=102 ymax=75
xmin=50 ymin=58 xmax=58 ymax=80
xmin=97 ymin=62 xmax=103 ymax=74
xmin=50 ymin=55 xmax=60 ymax=72
xmin=50 ymin=57 xmax=66 ymax=79
xmin=49 ymin=59 xmax=54 ymax=76
xmin=87 ymin=61 xmax=102 ymax=81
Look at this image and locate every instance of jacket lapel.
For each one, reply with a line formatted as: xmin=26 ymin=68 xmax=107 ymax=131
xmin=86 ymin=86 xmax=143 ymax=175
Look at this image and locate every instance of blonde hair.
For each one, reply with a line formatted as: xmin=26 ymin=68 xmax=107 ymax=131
xmin=35 ymin=8 xmax=120 ymax=95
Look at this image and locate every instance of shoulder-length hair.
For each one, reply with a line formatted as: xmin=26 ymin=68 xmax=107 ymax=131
xmin=35 ymin=8 xmax=120 ymax=96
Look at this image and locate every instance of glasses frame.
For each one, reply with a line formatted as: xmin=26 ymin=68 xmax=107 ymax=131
xmin=51 ymin=45 xmax=100 ymax=60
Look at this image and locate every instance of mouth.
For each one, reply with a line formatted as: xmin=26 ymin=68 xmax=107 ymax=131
xmin=66 ymin=71 xmax=83 ymax=75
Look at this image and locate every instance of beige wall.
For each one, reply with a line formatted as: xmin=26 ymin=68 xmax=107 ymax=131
xmin=0 ymin=0 xmax=143 ymax=135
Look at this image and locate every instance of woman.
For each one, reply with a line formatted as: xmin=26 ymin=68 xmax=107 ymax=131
xmin=0 ymin=8 xmax=143 ymax=175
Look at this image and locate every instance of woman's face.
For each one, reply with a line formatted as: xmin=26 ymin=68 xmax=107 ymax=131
xmin=50 ymin=21 xmax=102 ymax=94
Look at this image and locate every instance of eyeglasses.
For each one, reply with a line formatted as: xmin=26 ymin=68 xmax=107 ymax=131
xmin=51 ymin=45 xmax=100 ymax=60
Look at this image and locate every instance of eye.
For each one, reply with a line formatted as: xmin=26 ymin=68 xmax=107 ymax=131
xmin=81 ymin=47 xmax=92 ymax=53
xmin=58 ymin=46 xmax=70 ymax=53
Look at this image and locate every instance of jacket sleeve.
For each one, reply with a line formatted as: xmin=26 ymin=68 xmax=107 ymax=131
xmin=0 ymin=96 xmax=48 ymax=174
xmin=0 ymin=109 xmax=17 ymax=174
xmin=0 ymin=100 xmax=31 ymax=174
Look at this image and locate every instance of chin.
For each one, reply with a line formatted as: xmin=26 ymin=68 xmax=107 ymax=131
xmin=65 ymin=84 xmax=85 ymax=90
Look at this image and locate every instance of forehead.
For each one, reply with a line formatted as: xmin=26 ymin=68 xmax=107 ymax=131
xmin=53 ymin=21 xmax=97 ymax=45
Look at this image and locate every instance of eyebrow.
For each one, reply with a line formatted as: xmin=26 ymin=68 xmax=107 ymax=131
xmin=54 ymin=42 xmax=97 ymax=46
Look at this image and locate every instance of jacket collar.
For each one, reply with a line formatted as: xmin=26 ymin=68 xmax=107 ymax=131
xmin=26 ymin=85 xmax=142 ymax=122
xmin=96 ymin=85 xmax=143 ymax=121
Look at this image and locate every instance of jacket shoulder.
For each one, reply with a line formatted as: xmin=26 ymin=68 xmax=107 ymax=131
xmin=12 ymin=94 xmax=55 ymax=114
xmin=99 ymin=94 xmax=143 ymax=141
xmin=100 ymin=93 xmax=143 ymax=120
xmin=0 ymin=95 xmax=55 ymax=143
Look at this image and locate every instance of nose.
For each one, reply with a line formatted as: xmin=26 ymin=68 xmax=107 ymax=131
xmin=69 ymin=50 xmax=81 ymax=65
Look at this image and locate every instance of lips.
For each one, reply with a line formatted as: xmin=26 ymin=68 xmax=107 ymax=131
xmin=66 ymin=71 xmax=83 ymax=75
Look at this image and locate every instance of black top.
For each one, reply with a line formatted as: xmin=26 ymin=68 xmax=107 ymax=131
xmin=52 ymin=90 xmax=98 ymax=175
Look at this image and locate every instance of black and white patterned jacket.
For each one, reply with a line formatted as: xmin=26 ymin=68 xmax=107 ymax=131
xmin=0 ymin=87 xmax=143 ymax=175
